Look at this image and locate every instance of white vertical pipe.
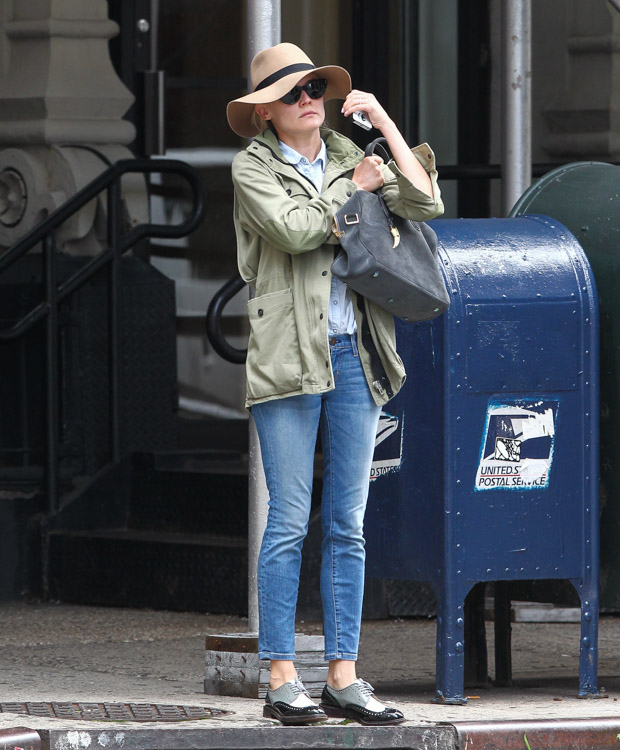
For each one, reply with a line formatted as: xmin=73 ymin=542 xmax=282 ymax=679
xmin=501 ymin=0 xmax=532 ymax=216
xmin=247 ymin=0 xmax=281 ymax=64
xmin=246 ymin=0 xmax=280 ymax=635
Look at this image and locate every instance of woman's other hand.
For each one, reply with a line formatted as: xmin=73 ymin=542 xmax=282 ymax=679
xmin=351 ymin=155 xmax=385 ymax=192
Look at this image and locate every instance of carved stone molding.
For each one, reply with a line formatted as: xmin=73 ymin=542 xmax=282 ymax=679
xmin=0 ymin=1 xmax=146 ymax=252
xmin=0 ymin=0 xmax=135 ymax=146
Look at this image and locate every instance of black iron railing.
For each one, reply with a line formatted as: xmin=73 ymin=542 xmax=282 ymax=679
xmin=0 ymin=159 xmax=206 ymax=513
xmin=205 ymin=273 xmax=247 ymax=364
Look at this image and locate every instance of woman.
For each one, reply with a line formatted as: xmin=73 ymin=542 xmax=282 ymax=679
xmin=227 ymin=43 xmax=443 ymax=726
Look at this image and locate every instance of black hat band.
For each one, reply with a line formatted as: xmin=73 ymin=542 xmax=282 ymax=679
xmin=254 ymin=62 xmax=314 ymax=92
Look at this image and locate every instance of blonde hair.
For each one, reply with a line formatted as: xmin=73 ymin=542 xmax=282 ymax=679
xmin=251 ymin=106 xmax=277 ymax=135
xmin=251 ymin=107 xmax=272 ymax=133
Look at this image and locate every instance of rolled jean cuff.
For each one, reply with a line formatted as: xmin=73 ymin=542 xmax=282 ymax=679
xmin=259 ymin=651 xmax=297 ymax=661
xmin=325 ymin=652 xmax=358 ymax=661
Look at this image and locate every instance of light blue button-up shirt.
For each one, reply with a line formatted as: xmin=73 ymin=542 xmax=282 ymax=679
xmin=279 ymin=139 xmax=357 ymax=336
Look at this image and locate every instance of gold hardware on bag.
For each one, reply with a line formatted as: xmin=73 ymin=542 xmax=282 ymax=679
xmin=332 ymin=217 xmax=344 ymax=239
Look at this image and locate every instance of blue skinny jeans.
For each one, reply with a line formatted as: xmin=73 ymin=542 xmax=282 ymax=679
xmin=251 ymin=333 xmax=381 ymax=661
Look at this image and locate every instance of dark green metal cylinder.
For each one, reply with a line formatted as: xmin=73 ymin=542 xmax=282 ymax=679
xmin=511 ymin=162 xmax=620 ymax=611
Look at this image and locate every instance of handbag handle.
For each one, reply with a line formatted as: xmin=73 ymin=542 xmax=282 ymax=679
xmin=363 ymin=137 xmax=392 ymax=208
xmin=364 ymin=136 xmax=391 ymax=163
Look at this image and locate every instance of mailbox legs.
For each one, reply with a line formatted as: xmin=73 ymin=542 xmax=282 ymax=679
xmin=432 ymin=578 xmax=599 ymax=703
xmin=432 ymin=581 xmax=473 ymax=704
xmin=574 ymin=579 xmax=599 ymax=697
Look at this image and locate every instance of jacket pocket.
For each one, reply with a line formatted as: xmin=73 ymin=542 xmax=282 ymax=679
xmin=246 ymin=288 xmax=303 ymax=400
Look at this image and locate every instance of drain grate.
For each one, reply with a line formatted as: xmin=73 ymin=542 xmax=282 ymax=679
xmin=0 ymin=703 xmax=233 ymax=722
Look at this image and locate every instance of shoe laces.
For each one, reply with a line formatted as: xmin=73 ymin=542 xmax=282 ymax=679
xmin=357 ymin=679 xmax=375 ymax=698
xmin=291 ymin=677 xmax=311 ymax=698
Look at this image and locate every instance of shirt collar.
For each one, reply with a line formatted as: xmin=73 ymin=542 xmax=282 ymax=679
xmin=279 ymin=138 xmax=327 ymax=169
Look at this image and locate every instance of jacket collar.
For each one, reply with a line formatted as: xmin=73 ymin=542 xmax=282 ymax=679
xmin=248 ymin=127 xmax=362 ymax=172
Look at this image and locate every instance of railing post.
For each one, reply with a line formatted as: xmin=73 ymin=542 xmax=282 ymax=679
xmin=43 ymin=233 xmax=59 ymax=517
xmin=107 ymin=178 xmax=122 ymax=463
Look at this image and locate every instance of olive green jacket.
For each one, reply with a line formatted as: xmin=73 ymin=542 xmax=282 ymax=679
xmin=231 ymin=127 xmax=444 ymax=408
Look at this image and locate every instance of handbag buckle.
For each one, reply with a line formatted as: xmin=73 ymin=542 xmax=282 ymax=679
xmin=344 ymin=213 xmax=359 ymax=225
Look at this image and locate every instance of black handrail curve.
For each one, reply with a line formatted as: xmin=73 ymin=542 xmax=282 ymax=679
xmin=0 ymin=158 xmax=206 ymax=525
xmin=206 ymin=272 xmax=247 ymax=364
xmin=0 ymin=159 xmax=206 ymax=340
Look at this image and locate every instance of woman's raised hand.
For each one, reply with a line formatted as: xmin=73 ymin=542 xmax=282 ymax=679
xmin=342 ymin=89 xmax=392 ymax=132
xmin=343 ymin=88 xmax=434 ymax=198
xmin=344 ymin=88 xmax=390 ymax=191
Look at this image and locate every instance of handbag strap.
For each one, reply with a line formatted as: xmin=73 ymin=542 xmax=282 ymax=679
xmin=364 ymin=138 xmax=393 ymax=217
xmin=364 ymin=137 xmax=391 ymax=163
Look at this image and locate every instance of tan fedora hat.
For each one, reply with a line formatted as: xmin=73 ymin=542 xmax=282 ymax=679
xmin=227 ymin=42 xmax=351 ymax=137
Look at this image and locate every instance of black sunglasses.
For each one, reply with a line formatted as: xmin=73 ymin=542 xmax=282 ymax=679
xmin=280 ymin=78 xmax=328 ymax=105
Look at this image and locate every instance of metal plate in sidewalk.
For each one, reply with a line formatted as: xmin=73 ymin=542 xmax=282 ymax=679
xmin=452 ymin=718 xmax=620 ymax=749
xmin=0 ymin=703 xmax=233 ymax=722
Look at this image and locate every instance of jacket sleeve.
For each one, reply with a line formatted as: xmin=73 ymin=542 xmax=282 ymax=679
xmin=379 ymin=143 xmax=445 ymax=222
xmin=232 ymin=151 xmax=356 ymax=254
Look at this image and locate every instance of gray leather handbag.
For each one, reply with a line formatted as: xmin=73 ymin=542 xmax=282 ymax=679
xmin=331 ymin=138 xmax=450 ymax=322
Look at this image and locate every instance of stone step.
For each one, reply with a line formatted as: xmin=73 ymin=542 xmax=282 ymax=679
xmin=48 ymin=528 xmax=248 ymax=614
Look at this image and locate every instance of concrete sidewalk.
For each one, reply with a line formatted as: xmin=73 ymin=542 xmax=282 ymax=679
xmin=1 ymin=602 xmax=620 ymax=748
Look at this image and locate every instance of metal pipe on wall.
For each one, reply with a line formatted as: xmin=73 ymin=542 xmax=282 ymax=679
xmin=501 ymin=0 xmax=532 ymax=216
xmin=246 ymin=0 xmax=280 ymax=635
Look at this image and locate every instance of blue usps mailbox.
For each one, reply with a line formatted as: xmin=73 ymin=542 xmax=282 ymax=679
xmin=365 ymin=215 xmax=600 ymax=704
